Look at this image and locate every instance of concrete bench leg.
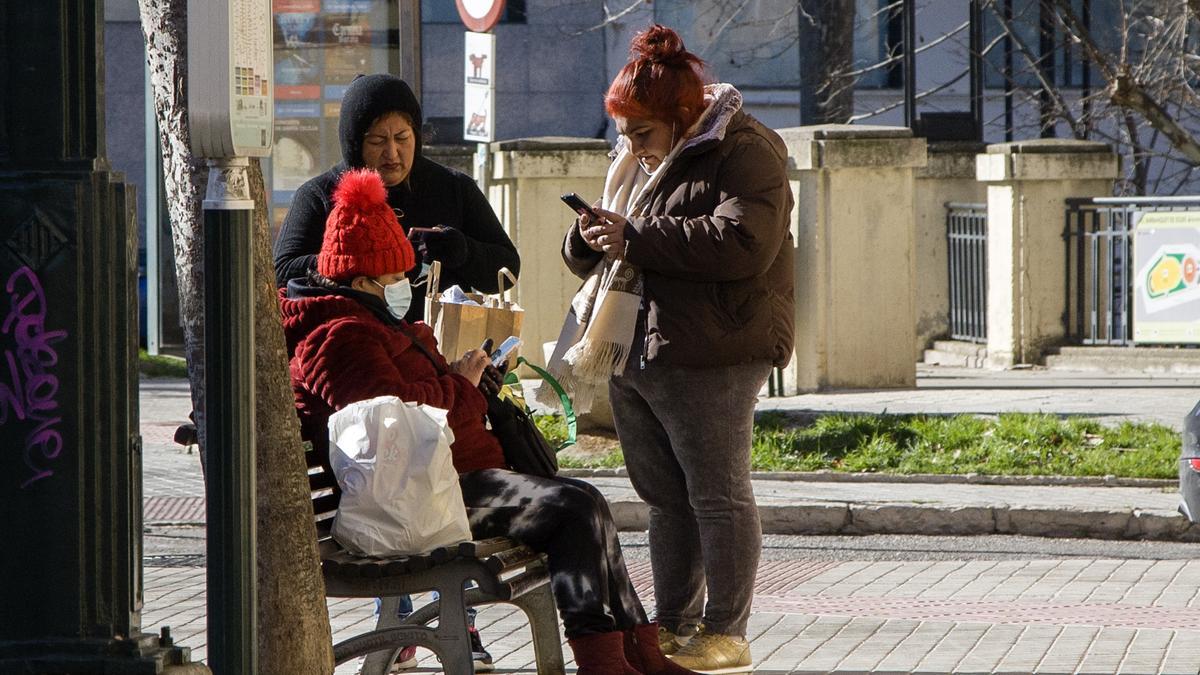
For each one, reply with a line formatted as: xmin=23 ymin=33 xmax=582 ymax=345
xmin=511 ymin=584 xmax=565 ymax=675
xmin=359 ymin=595 xmax=406 ymax=675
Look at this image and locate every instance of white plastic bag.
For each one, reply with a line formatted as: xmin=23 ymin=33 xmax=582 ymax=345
xmin=327 ymin=396 xmax=472 ymax=557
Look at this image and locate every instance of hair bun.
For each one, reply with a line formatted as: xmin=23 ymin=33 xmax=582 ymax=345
xmin=631 ymin=24 xmax=690 ymax=65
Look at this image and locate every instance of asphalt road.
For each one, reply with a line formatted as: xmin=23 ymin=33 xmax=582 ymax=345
xmin=144 ymin=529 xmax=1200 ymax=567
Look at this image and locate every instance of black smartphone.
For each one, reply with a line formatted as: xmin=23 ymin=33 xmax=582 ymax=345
xmin=561 ymin=192 xmax=600 ymax=220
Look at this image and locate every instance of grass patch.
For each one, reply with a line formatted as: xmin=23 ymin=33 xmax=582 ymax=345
xmin=138 ymin=349 xmax=188 ymax=379
xmin=536 ymin=411 xmax=1180 ymax=479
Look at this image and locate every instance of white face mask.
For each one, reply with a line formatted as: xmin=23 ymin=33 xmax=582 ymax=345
xmin=372 ymin=278 xmax=412 ymax=320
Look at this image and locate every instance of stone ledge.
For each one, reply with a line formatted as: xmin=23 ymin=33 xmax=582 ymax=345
xmin=602 ymin=497 xmax=1200 ymax=541
xmin=489 ymin=136 xmax=610 ymax=152
xmin=1046 ymin=345 xmax=1200 ymax=374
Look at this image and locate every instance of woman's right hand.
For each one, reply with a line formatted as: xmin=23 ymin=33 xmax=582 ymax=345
xmin=578 ymin=201 xmax=607 ymax=253
xmin=449 ymin=349 xmax=489 ymax=387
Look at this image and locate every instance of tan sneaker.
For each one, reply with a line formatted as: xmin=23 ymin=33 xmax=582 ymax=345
xmin=658 ymin=625 xmax=682 ymax=656
xmin=666 ymin=631 xmax=752 ymax=674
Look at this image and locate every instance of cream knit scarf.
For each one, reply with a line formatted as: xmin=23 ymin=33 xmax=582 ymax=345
xmin=539 ymin=123 xmax=692 ymax=413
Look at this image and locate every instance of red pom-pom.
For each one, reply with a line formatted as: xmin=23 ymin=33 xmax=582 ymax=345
xmin=333 ymin=168 xmax=388 ymax=214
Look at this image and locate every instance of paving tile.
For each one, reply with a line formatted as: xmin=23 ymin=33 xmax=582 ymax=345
xmin=831 ymin=618 xmax=921 ymax=672
xmin=911 ymin=622 xmax=990 ymax=672
xmin=792 ymin=617 xmax=883 ymax=672
xmin=994 ymin=624 xmax=1063 ymax=672
xmin=1076 ymin=627 xmax=1137 ymax=673
xmin=1160 ymin=632 xmax=1200 ymax=675
xmin=954 ymin=623 xmax=1026 ymax=672
xmin=873 ymin=621 xmax=954 ymax=672
xmin=1117 ymin=628 xmax=1173 ymax=674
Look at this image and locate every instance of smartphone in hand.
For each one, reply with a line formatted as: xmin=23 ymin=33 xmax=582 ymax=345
xmin=489 ymin=336 xmax=522 ymax=367
xmin=561 ymin=193 xmax=600 ymax=220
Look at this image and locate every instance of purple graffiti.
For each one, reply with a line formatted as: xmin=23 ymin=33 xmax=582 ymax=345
xmin=1 ymin=266 xmax=66 ymax=488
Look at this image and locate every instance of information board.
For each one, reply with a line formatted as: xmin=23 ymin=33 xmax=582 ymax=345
xmin=267 ymin=0 xmax=397 ymax=233
xmin=463 ymin=31 xmax=496 ymax=143
xmin=1132 ymin=210 xmax=1200 ymax=344
xmin=188 ymin=0 xmax=274 ymax=157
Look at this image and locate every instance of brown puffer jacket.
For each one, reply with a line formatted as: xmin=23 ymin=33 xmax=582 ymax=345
xmin=562 ymin=84 xmax=795 ymax=369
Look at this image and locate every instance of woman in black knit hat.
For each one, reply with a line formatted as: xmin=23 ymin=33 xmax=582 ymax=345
xmin=271 ymin=73 xmax=517 ymax=671
xmin=272 ymin=73 xmax=520 ymax=324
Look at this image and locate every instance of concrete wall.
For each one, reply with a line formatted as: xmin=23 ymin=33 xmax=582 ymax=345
xmin=104 ymin=1 xmax=146 ymax=243
xmin=781 ymin=125 xmax=927 ymax=392
xmin=913 ymin=142 xmax=987 ymax=358
xmin=977 ymin=140 xmax=1120 ymax=367
xmin=485 ymin=137 xmax=611 ymax=359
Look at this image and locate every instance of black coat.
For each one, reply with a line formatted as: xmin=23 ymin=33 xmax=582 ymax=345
xmin=272 ymin=73 xmax=519 ymax=323
xmin=272 ymin=157 xmax=520 ymax=323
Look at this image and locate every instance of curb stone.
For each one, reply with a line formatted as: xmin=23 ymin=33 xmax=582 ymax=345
xmin=559 ymin=468 xmax=1176 ymax=489
xmin=603 ymin=498 xmax=1200 ymax=542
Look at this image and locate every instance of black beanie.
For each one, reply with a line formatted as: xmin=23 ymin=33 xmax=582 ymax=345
xmin=338 ymin=74 xmax=423 ymax=168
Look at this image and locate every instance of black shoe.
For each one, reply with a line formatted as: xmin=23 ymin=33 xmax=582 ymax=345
xmin=468 ymin=626 xmax=494 ymax=672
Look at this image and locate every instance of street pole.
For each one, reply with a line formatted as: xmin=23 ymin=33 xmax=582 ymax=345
xmin=202 ymin=157 xmax=258 ymax=673
xmin=186 ymin=0 xmax=271 ymax=669
xmin=0 ymin=2 xmax=202 ymax=670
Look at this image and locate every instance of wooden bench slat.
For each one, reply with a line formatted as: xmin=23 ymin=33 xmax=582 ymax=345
xmin=312 ymin=493 xmax=340 ymax=518
xmin=308 ymin=470 xmax=338 ymax=492
xmin=481 ymin=545 xmax=542 ymax=575
xmin=458 ymin=537 xmax=518 ymax=559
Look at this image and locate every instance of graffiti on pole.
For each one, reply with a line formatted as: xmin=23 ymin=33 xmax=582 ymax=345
xmin=1 ymin=266 xmax=66 ymax=488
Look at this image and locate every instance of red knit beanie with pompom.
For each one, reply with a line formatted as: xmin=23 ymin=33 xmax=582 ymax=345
xmin=317 ymin=168 xmax=416 ymax=281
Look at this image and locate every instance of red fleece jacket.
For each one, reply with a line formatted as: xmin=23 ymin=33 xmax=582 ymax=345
xmin=279 ymin=290 xmax=504 ymax=474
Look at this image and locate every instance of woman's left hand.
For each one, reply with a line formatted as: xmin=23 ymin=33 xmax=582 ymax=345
xmin=478 ymin=363 xmax=506 ymax=397
xmin=582 ymin=207 xmax=628 ymax=256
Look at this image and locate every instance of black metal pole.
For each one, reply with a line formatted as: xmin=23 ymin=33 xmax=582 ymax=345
xmin=202 ymin=157 xmax=258 ymax=674
xmin=902 ymin=0 xmax=917 ymax=128
xmin=969 ymin=0 xmax=984 ymax=141
xmin=1081 ymin=0 xmax=1092 ymax=132
xmin=1038 ymin=0 xmax=1056 ymax=137
xmin=1003 ymin=0 xmax=1014 ymax=141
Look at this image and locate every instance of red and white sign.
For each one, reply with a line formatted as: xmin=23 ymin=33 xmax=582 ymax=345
xmin=456 ymin=0 xmax=506 ymax=33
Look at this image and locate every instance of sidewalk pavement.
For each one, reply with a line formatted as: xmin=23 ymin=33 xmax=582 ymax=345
xmin=143 ymin=556 xmax=1200 ymax=674
xmin=138 ymin=368 xmax=1200 ymax=672
xmin=141 ymin=367 xmax=1200 ymax=540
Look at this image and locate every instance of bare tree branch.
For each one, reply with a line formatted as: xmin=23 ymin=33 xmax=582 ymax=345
xmin=1048 ymin=0 xmax=1200 ymax=166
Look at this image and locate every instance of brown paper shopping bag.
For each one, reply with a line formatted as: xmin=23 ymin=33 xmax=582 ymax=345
xmin=424 ymin=261 xmax=523 ymax=360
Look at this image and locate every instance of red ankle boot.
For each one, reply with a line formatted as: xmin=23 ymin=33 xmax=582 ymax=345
xmin=624 ymin=623 xmax=699 ymax=675
xmin=568 ymin=630 xmax=642 ymax=675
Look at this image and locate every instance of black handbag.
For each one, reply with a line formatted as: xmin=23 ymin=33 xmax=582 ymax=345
xmin=397 ymin=324 xmax=569 ymax=479
xmin=487 ymin=395 xmax=559 ymax=478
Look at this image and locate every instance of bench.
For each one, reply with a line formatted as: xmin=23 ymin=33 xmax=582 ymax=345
xmin=306 ymin=442 xmax=566 ymax=674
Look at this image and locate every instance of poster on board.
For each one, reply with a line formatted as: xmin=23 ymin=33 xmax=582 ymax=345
xmin=463 ymin=31 xmax=495 ymax=143
xmin=1133 ymin=210 xmax=1200 ymax=344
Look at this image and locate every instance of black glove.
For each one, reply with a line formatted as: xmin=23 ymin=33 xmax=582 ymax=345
xmin=479 ymin=363 xmax=504 ymax=398
xmin=415 ymin=227 xmax=469 ymax=268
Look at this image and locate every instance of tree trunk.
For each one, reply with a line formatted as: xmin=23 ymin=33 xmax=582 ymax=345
xmin=799 ymin=0 xmax=856 ymax=124
xmin=138 ymin=2 xmax=335 ymax=671
xmin=248 ymin=157 xmax=336 ymax=672
xmin=138 ymin=0 xmax=206 ymax=448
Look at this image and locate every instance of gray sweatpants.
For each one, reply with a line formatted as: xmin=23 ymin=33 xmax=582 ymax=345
xmin=609 ymin=360 xmax=771 ymax=636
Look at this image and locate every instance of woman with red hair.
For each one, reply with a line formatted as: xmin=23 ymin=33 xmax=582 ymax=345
xmin=552 ymin=24 xmax=795 ymax=673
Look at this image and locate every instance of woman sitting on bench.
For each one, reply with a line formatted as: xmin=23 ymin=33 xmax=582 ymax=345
xmin=280 ymin=168 xmax=698 ymax=675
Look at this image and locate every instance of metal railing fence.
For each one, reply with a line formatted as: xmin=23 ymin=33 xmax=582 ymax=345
xmin=1064 ymin=196 xmax=1200 ymax=346
xmin=946 ymin=202 xmax=988 ymax=343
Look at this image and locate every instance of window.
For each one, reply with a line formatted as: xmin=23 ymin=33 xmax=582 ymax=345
xmin=853 ymin=0 xmax=903 ymax=89
xmin=983 ymin=0 xmax=1121 ymax=89
xmin=268 ymin=0 xmax=401 ymax=234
